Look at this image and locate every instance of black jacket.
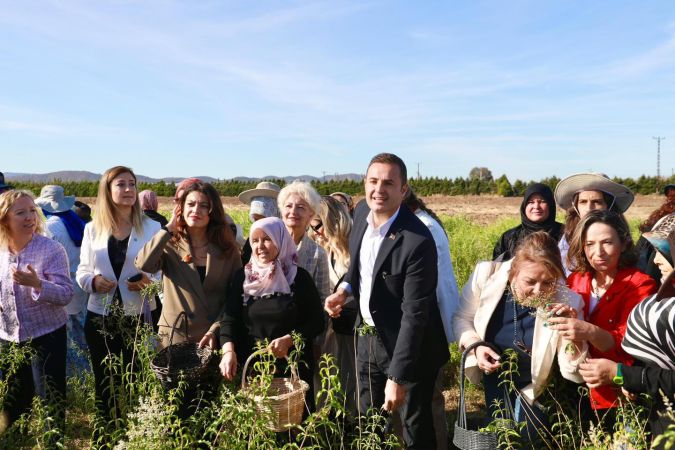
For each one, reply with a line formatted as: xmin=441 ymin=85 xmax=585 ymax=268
xmin=346 ymin=203 xmax=449 ymax=383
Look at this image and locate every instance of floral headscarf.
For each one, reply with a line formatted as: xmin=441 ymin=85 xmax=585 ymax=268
xmin=243 ymin=217 xmax=298 ymax=299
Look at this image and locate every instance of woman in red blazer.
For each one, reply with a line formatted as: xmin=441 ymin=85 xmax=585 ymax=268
xmin=548 ymin=210 xmax=657 ymax=422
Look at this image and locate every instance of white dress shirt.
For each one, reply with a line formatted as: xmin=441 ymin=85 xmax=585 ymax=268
xmin=358 ymin=208 xmax=400 ymax=326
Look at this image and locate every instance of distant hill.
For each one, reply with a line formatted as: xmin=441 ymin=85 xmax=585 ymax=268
xmin=5 ymin=171 xmax=363 ymax=183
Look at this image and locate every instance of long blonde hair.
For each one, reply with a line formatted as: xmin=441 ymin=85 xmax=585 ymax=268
xmin=315 ymin=195 xmax=351 ymax=273
xmin=0 ymin=190 xmax=44 ymax=249
xmin=93 ymin=166 xmax=144 ymax=242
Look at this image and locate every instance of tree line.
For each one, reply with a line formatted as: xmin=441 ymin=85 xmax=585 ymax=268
xmin=9 ymin=172 xmax=675 ymax=198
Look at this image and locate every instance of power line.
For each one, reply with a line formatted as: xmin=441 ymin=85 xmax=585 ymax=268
xmin=654 ymin=136 xmax=665 ymax=178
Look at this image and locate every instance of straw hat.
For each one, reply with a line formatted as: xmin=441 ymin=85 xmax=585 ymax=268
xmin=643 ymin=213 xmax=675 ymax=266
xmin=238 ymin=181 xmax=281 ymax=205
xmin=554 ymin=172 xmax=634 ymax=212
xmin=35 ymin=185 xmax=76 ymax=213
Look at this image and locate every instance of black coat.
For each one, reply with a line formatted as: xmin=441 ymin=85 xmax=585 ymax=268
xmin=624 ymin=363 xmax=675 ymax=447
xmin=346 ymin=203 xmax=449 ymax=383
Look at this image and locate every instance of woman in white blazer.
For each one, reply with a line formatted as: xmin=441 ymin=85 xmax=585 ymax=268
xmin=76 ymin=166 xmax=160 ymax=434
xmin=453 ymin=231 xmax=587 ymax=442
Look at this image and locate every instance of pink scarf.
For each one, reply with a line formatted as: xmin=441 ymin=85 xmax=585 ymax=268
xmin=243 ymin=217 xmax=298 ymax=299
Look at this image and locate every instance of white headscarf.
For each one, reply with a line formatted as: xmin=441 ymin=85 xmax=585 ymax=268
xmin=243 ymin=217 xmax=298 ymax=299
xmin=249 ymin=196 xmax=280 ymax=222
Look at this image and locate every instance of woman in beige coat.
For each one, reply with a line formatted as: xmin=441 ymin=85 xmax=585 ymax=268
xmin=453 ymin=231 xmax=587 ymax=442
xmin=135 ymin=181 xmax=241 ymax=349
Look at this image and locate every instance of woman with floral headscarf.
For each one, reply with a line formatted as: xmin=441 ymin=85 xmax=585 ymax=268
xmin=218 ymin=217 xmax=324 ymax=410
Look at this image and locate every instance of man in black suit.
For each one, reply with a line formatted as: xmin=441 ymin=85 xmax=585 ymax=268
xmin=325 ymin=153 xmax=449 ymax=449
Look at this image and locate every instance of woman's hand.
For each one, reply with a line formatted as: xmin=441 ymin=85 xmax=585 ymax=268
xmin=11 ymin=264 xmax=42 ymax=289
xmin=220 ymin=350 xmax=238 ymax=381
xmin=126 ymin=273 xmax=152 ymax=292
xmin=579 ymin=357 xmax=617 ymax=388
xmin=547 ymin=316 xmax=595 ymax=341
xmin=475 ymin=345 xmax=501 ymax=375
xmin=166 ymin=205 xmax=180 ymax=234
xmin=93 ymin=274 xmax=117 ymax=294
xmin=546 ymin=303 xmax=578 ymax=319
xmin=198 ymin=331 xmax=218 ymax=349
xmin=268 ymin=335 xmax=294 ymax=358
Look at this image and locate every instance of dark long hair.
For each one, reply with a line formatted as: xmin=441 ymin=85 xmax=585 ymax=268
xmin=171 ymin=182 xmax=236 ymax=254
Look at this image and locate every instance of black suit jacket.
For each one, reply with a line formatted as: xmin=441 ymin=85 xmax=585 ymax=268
xmin=347 ymin=202 xmax=450 ymax=382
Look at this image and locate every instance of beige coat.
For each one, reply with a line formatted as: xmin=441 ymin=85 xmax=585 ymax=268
xmin=452 ymin=259 xmax=587 ymax=404
xmin=135 ymin=229 xmax=241 ymax=347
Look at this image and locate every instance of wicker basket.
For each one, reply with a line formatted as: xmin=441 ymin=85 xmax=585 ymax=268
xmin=453 ymin=341 xmax=505 ymax=450
xmin=241 ymin=349 xmax=309 ymax=432
xmin=150 ymin=311 xmax=214 ymax=390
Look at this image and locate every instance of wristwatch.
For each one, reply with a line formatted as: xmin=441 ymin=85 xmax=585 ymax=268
xmin=613 ymin=363 xmax=624 ymax=386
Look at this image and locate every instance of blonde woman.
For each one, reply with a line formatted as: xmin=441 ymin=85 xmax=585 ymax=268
xmin=76 ymin=166 xmax=160 ymax=426
xmin=0 ymin=190 xmax=73 ymax=437
xmin=310 ymin=195 xmax=357 ymax=414
xmin=453 ymin=231 xmax=586 ymax=442
xmin=278 ymin=180 xmax=330 ymax=302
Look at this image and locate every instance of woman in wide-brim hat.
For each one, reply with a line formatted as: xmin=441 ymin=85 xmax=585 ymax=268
xmin=35 ymin=185 xmax=90 ymax=376
xmin=554 ymin=172 xmax=634 ymax=274
xmin=238 ymin=181 xmax=281 ymax=264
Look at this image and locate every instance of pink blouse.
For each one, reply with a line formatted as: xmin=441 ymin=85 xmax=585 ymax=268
xmin=0 ymin=234 xmax=73 ymax=342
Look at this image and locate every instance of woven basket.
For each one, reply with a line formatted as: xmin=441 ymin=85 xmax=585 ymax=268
xmin=150 ymin=311 xmax=213 ymax=390
xmin=453 ymin=341 xmax=505 ymax=450
xmin=241 ymin=349 xmax=309 ymax=432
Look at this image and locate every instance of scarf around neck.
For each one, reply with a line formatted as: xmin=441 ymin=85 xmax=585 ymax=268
xmin=243 ymin=217 xmax=298 ymax=299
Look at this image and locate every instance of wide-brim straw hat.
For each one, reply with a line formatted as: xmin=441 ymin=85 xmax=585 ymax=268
xmin=35 ymin=185 xmax=76 ymax=213
xmin=238 ymin=181 xmax=281 ymax=205
xmin=643 ymin=213 xmax=675 ymax=266
xmin=554 ymin=172 xmax=634 ymax=212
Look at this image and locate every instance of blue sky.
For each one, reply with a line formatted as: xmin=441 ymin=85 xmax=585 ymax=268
xmin=2 ymin=1 xmax=674 ymax=181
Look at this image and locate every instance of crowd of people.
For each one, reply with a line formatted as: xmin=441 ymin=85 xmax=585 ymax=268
xmin=0 ymin=162 xmax=674 ymax=449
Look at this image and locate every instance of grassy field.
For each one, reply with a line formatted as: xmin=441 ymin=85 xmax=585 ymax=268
xmin=0 ymin=196 xmax=663 ymax=449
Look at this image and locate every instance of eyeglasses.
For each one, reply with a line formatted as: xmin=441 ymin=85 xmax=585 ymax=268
xmin=310 ymin=221 xmax=323 ymax=233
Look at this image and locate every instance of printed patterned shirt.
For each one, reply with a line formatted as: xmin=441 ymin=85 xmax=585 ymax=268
xmin=0 ymin=234 xmax=73 ymax=342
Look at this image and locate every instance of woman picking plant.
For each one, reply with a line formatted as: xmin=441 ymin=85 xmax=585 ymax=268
xmin=453 ymin=231 xmax=587 ymax=442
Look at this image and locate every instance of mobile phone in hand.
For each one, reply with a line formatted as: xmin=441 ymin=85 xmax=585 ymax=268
xmin=126 ymin=273 xmax=143 ymax=283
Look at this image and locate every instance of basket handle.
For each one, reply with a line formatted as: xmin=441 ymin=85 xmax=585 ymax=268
xmin=456 ymin=340 xmax=500 ymax=429
xmin=166 ymin=311 xmax=189 ymax=371
xmin=240 ymin=348 xmax=300 ymax=390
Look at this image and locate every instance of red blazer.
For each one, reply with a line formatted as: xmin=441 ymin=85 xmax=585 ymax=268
xmin=567 ymin=267 xmax=657 ymax=409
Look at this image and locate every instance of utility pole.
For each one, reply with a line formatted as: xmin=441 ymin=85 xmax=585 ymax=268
xmin=322 ymin=171 xmax=326 ymax=181
xmin=416 ymin=162 xmax=421 ymax=180
xmin=654 ymin=136 xmax=665 ymax=178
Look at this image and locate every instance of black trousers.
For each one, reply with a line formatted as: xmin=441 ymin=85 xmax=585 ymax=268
xmin=0 ymin=325 xmax=67 ymax=432
xmin=84 ymin=311 xmax=143 ymax=423
xmin=357 ymin=333 xmax=439 ymax=450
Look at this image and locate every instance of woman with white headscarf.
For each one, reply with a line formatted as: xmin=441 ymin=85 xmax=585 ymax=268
xmin=237 ymin=181 xmax=281 ymax=265
xmin=218 ymin=217 xmax=324 ymax=411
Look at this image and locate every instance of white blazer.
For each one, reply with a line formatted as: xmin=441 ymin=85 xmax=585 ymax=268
xmin=452 ymin=259 xmax=587 ymax=404
xmin=76 ymin=217 xmax=161 ymax=316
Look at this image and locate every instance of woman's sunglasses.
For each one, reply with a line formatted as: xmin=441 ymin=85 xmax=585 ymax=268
xmin=310 ymin=221 xmax=323 ymax=233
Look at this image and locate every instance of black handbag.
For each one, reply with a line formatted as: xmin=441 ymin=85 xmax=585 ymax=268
xmin=453 ymin=341 xmax=514 ymax=450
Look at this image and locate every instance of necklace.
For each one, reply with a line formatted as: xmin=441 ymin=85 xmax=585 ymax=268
xmin=591 ymin=277 xmax=613 ymax=299
xmin=510 ymin=292 xmax=532 ymax=357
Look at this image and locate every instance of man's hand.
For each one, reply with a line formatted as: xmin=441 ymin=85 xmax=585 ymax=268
xmin=382 ymin=378 xmax=406 ymax=413
xmin=325 ymin=289 xmax=347 ymax=318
